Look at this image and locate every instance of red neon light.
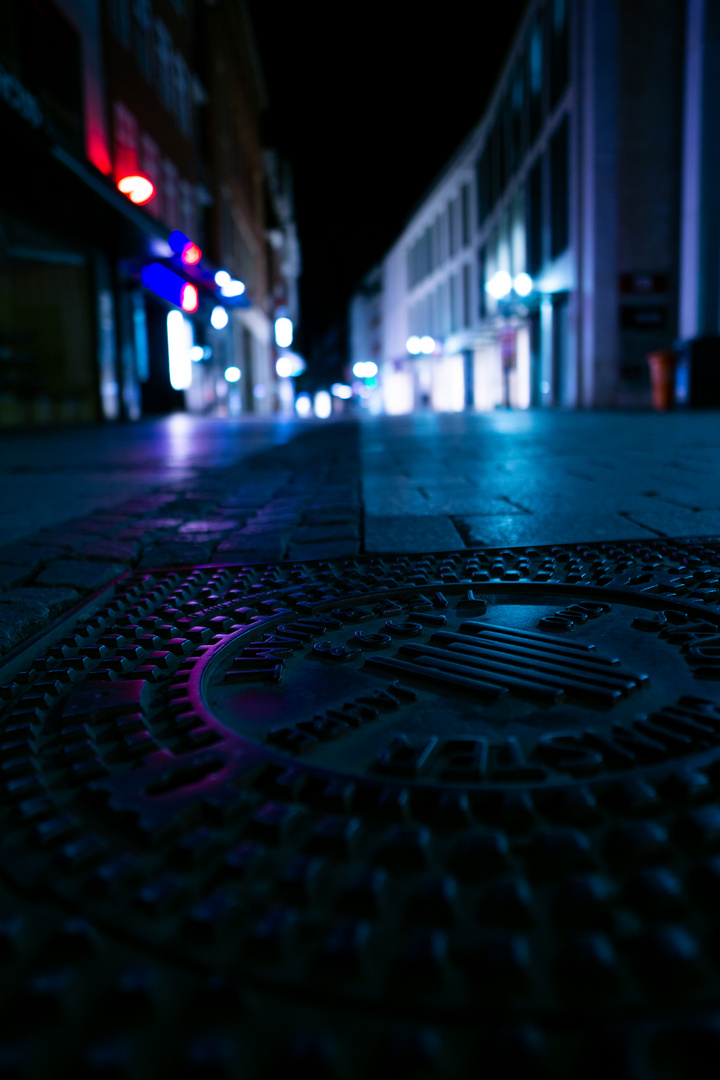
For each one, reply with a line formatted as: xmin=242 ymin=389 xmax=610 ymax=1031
xmin=180 ymin=283 xmax=199 ymax=313
xmin=181 ymin=242 xmax=202 ymax=265
xmin=117 ymin=175 xmax=155 ymax=205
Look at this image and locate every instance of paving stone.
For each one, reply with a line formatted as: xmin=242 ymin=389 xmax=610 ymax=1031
xmin=0 ymin=587 xmax=79 ymax=652
xmin=303 ymin=506 xmax=359 ymax=525
xmin=364 ymin=515 xmax=464 ymax=553
xmin=34 ymin=561 xmax=124 ymax=592
xmin=291 ymin=523 xmax=359 ymax=544
xmin=27 ymin=532 xmax=91 ymax=551
xmin=0 ymin=544 xmax=65 ymax=569
xmin=177 ymin=520 xmax=239 ymax=534
xmin=622 ymin=507 xmax=720 ymax=537
xmin=458 ymin=513 xmax=655 ymax=547
xmin=139 ymin=543 xmax=214 ymax=567
xmin=285 ymin=539 xmax=360 ymax=561
xmin=217 ymin=533 xmax=287 ymax=552
xmin=77 ymin=540 xmax=140 ymax=563
xmin=0 ymin=565 xmax=30 ymax=591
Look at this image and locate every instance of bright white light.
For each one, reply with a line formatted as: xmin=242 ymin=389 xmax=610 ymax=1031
xmin=314 ymin=390 xmax=332 ymax=419
xmin=485 ymin=270 xmax=513 ymax=299
xmin=331 ymin=383 xmax=352 ymax=399
xmin=189 ymin=345 xmax=204 ymax=362
xmin=275 ymin=352 xmax=306 ymax=378
xmin=214 ymin=270 xmax=231 ymax=288
xmin=514 ymin=272 xmax=533 ymax=297
xmin=211 ymin=306 xmax=229 ymax=330
xmin=295 ymin=392 xmax=312 ymax=416
xmin=275 ymin=317 xmax=293 ymax=348
xmin=224 ymin=366 xmax=241 ymax=382
xmin=352 ymin=361 xmax=378 ymax=378
xmin=406 ymin=336 xmax=422 ymax=355
xmin=419 ymin=336 xmax=435 ymax=355
xmin=254 ymin=383 xmax=267 ymax=399
xmin=166 ymin=311 xmax=193 ymax=391
xmin=220 ymin=279 xmax=245 ymax=297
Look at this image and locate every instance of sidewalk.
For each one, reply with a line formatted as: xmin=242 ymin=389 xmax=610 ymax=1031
xmin=2 ymin=409 xmax=720 ymax=654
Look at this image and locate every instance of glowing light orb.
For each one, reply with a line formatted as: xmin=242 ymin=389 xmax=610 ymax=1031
xmin=210 ymin=306 xmax=229 ymax=330
xmin=117 ymin=175 xmax=155 ymax=205
xmin=182 ymin=242 xmax=202 ymax=265
xmin=180 ymin=283 xmax=198 ymax=313
xmin=406 ymin=336 xmax=422 ymax=355
xmin=275 ymin=317 xmax=293 ymax=348
xmin=352 ymin=361 xmax=378 ymax=378
xmin=224 ymin=366 xmax=241 ymax=382
xmin=513 ymin=272 xmax=533 ymax=297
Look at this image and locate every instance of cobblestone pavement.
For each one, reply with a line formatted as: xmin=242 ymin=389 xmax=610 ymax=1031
xmin=2 ymin=409 xmax=720 ymax=656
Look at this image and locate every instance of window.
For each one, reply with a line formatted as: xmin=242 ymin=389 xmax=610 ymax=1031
xmin=140 ymin=132 xmax=162 ymax=217
xmin=450 ymin=275 xmax=458 ymax=334
xmin=527 ymin=12 xmax=544 ymax=142
xmin=550 ymin=115 xmax=569 ymax=258
xmin=163 ymin=158 xmax=179 ymax=229
xmin=461 ymin=184 xmax=471 ymax=246
xmin=550 ymin=0 xmax=569 ymax=106
xmin=478 ymin=247 xmax=487 ymax=319
xmin=108 ymin=0 xmax=131 ymax=46
xmin=155 ymin=19 xmax=173 ymax=109
xmin=462 ymin=263 xmax=471 ymax=327
xmin=113 ymin=101 xmax=138 ymax=180
xmin=179 ymin=179 xmax=196 ymax=238
xmin=526 ymin=158 xmax=544 ymax=274
xmin=476 ymin=150 xmax=490 ymax=229
xmin=433 ymin=217 xmax=442 ymax=271
xmin=133 ymin=0 xmax=154 ymax=81
xmin=510 ymin=58 xmax=526 ymax=173
xmin=173 ymin=53 xmax=191 ymax=135
xmin=449 ymin=199 xmax=457 ymax=259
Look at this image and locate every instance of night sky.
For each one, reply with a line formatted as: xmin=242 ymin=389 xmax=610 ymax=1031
xmin=246 ymin=2 xmax=529 ymax=375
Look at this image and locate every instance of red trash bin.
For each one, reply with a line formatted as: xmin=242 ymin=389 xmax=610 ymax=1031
xmin=647 ymin=349 xmax=676 ymax=410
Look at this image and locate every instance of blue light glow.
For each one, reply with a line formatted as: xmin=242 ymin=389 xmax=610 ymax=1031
xmin=141 ymin=263 xmax=193 ymax=309
xmin=169 ymin=230 xmax=191 ymax=254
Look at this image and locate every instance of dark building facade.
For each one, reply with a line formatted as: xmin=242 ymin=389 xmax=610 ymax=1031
xmin=0 ymin=0 xmax=299 ymax=428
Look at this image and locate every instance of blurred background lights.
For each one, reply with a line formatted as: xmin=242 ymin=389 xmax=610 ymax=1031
xmin=514 ymin=272 xmax=533 ymax=296
xmin=180 ymin=283 xmax=198 ymax=313
xmin=331 ymin=383 xmax=352 ymax=399
xmin=214 ymin=270 xmax=231 ymax=287
xmin=406 ymin=336 xmax=422 ymax=354
xmin=220 ymin=279 xmax=245 ymax=297
xmin=274 ymin=317 xmax=293 ymax=348
xmin=189 ymin=346 xmax=204 ymax=362
xmin=168 ymin=230 xmax=190 ymax=253
xmin=295 ymin=392 xmax=312 ymax=416
xmin=352 ymin=361 xmax=378 ymax=378
xmin=419 ymin=336 xmax=435 ymax=355
xmin=166 ymin=311 xmax=193 ymax=391
xmin=314 ymin=390 xmax=332 ymax=419
xmin=181 ymin=242 xmax=202 ymax=265
xmin=254 ymin=383 xmax=267 ymax=399
xmin=210 ymin=305 xmax=229 ymax=330
xmin=117 ymin=175 xmax=154 ymax=205
xmin=275 ymin=352 xmax=306 ymax=378
xmin=224 ymin=366 xmax=241 ymax=382
xmin=485 ymin=270 xmax=513 ymax=299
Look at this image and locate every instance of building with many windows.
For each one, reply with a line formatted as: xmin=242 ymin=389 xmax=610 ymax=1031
xmin=359 ymin=0 xmax=709 ymax=413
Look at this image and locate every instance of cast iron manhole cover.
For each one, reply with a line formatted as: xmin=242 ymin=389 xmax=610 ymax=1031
xmin=3 ymin=540 xmax=720 ymax=1075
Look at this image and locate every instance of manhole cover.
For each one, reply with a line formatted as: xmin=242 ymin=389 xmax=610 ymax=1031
xmin=3 ymin=539 xmax=720 ymax=1075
